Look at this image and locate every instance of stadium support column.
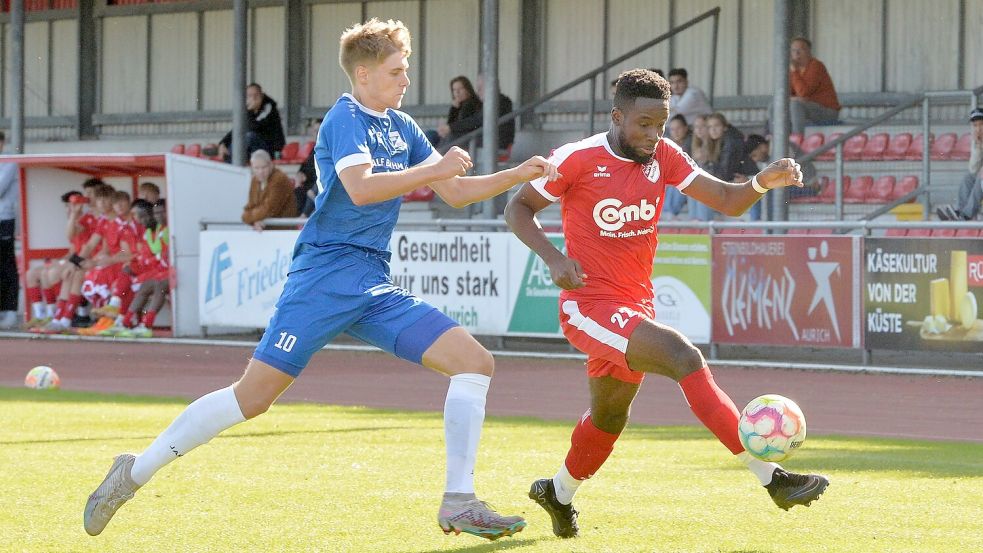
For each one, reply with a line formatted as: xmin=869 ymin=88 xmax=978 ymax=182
xmin=78 ymin=0 xmax=97 ymax=139
xmin=770 ymin=0 xmax=790 ymax=223
xmin=284 ymin=0 xmax=306 ymax=134
xmin=480 ymin=0 xmax=500 ymax=219
xmin=10 ymin=0 xmax=24 ymax=153
xmin=231 ymin=0 xmax=248 ymax=166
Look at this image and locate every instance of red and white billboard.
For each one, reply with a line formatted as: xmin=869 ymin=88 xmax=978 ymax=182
xmin=712 ymin=235 xmax=862 ymax=348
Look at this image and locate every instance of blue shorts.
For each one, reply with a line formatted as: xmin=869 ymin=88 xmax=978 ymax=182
xmin=253 ymin=248 xmax=458 ymax=377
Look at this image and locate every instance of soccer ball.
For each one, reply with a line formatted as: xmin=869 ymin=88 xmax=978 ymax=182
xmin=738 ymin=394 xmax=806 ymax=462
xmin=24 ymin=366 xmax=60 ymax=390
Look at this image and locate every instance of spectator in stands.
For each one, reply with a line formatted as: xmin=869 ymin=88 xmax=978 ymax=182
xmin=241 ymin=150 xmax=297 ymax=230
xmin=0 ymin=131 xmax=18 ymax=329
xmin=138 ymin=182 xmax=161 ymax=204
xmin=663 ymin=114 xmax=692 ymax=218
xmin=294 ymin=118 xmax=321 ymax=217
xmin=432 ymin=76 xmax=483 ymax=149
xmin=218 ymin=83 xmax=287 ymax=163
xmin=441 ymin=73 xmax=515 ymax=155
xmin=937 ymin=108 xmax=983 ymax=221
xmin=690 ymin=114 xmax=711 ymax=165
xmin=788 ymin=37 xmax=840 ymax=134
xmin=667 ymin=68 xmax=712 ymax=125
xmin=694 ymin=113 xmax=745 ymax=220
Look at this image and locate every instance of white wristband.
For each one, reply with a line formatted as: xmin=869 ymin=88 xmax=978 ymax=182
xmin=751 ymin=175 xmax=769 ymax=194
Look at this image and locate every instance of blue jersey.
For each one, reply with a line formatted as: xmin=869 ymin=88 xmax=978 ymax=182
xmin=291 ymin=93 xmax=439 ymax=272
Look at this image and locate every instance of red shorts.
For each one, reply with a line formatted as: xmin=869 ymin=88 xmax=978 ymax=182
xmin=558 ymin=298 xmax=655 ymax=384
xmin=82 ymin=265 xmax=131 ymax=307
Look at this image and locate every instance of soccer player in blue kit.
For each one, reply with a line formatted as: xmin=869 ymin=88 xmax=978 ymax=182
xmin=84 ymin=18 xmax=557 ymax=541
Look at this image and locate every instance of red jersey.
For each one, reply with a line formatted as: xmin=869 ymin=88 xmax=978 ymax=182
xmin=70 ymin=213 xmax=98 ymax=253
xmin=531 ymin=133 xmax=700 ymax=302
xmin=103 ymin=217 xmax=140 ymax=256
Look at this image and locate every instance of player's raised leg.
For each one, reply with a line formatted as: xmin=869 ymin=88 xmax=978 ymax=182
xmin=420 ymin=327 xmax=526 ymax=540
xmin=83 ymin=359 xmax=291 ymax=536
xmin=625 ymin=319 xmax=829 ymax=510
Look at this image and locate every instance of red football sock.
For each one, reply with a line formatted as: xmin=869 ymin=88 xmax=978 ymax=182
xmin=123 ymin=310 xmax=137 ymax=328
xmin=141 ymin=310 xmax=157 ymax=328
xmin=563 ymin=412 xmax=621 ymax=480
xmin=26 ymin=287 xmax=42 ymax=304
xmin=54 ymin=299 xmax=67 ymax=317
xmin=59 ymin=294 xmax=83 ymax=321
xmin=679 ymin=366 xmax=745 ymax=454
xmin=43 ymin=284 xmax=60 ymax=304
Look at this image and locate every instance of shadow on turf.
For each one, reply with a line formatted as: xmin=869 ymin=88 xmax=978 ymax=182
xmin=412 ymin=535 xmax=546 ymax=553
xmin=0 ymin=426 xmax=410 ymax=446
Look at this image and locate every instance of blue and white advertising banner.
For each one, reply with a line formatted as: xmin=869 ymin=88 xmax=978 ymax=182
xmin=199 ymin=230 xmax=515 ymax=334
xmin=199 ymin=231 xmax=299 ymax=328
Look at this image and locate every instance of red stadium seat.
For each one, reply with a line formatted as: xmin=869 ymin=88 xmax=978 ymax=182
xmin=791 ymin=176 xmax=827 ymax=204
xmin=844 ymin=176 xmax=871 ymax=203
xmin=885 ymin=228 xmax=907 ymax=237
xmin=818 ymin=175 xmax=850 ymax=203
xmin=800 ymin=132 xmax=824 ymax=155
xmin=185 ymin=143 xmax=202 ymax=157
xmin=843 ymin=133 xmax=868 ymax=161
xmin=891 ymin=176 xmax=919 ymax=202
xmin=907 ymin=228 xmax=932 ymax=237
xmin=403 ymin=186 xmax=434 ymax=202
xmin=860 ymin=133 xmax=889 ymax=160
xmin=170 ymin=143 xmax=185 ymax=154
xmin=884 ymin=133 xmax=912 ymax=161
xmin=498 ymin=144 xmax=513 ymax=163
xmin=297 ymin=141 xmax=315 ymax=162
xmin=952 ymin=133 xmax=972 ymax=161
xmin=866 ymin=176 xmax=896 ymax=203
xmin=955 ymin=228 xmax=982 ymax=238
xmin=816 ymin=133 xmax=843 ymax=160
xmin=904 ymin=133 xmax=932 ymax=161
xmin=789 ymin=133 xmax=804 ymax=148
xmin=276 ymin=142 xmax=299 ymax=164
xmin=929 ymin=132 xmax=958 ymax=160
xmin=931 ymin=228 xmax=956 ymax=237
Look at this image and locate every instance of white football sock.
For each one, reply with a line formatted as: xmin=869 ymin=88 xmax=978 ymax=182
xmin=31 ymin=302 xmax=46 ymax=319
xmin=443 ymin=373 xmax=490 ymax=494
xmin=45 ymin=303 xmax=56 ymax=318
xmin=552 ymin=463 xmax=582 ymax=505
xmin=130 ymin=386 xmax=246 ymax=486
xmin=738 ymin=452 xmax=781 ymax=485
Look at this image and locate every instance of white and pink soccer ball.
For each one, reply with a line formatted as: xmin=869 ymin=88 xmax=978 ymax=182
xmin=24 ymin=366 xmax=60 ymax=390
xmin=738 ymin=394 xmax=807 ymax=462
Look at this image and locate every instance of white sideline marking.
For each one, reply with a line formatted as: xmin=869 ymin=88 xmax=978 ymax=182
xmin=1 ymin=331 xmax=981 ymax=379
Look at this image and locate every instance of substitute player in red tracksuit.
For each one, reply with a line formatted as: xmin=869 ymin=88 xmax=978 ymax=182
xmin=506 ymin=69 xmax=828 ymax=538
xmin=78 ymin=190 xmax=140 ymax=335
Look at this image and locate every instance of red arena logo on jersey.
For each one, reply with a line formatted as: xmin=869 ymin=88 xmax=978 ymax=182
xmin=592 ymin=198 xmax=659 ymax=232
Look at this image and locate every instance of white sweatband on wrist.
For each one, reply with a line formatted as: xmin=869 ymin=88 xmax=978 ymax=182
xmin=751 ymin=175 xmax=769 ymax=194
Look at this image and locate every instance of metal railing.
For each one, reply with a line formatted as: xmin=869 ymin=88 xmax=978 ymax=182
xmin=797 ymin=85 xmax=983 ymax=221
xmin=446 ymin=7 xmax=721 ymax=151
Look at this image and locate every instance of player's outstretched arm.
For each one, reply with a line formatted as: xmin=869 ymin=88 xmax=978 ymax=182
xmin=428 ymin=155 xmax=559 ymax=208
xmin=337 ymin=147 xmax=474 ymax=206
xmin=505 ymin=184 xmax=586 ymax=290
xmin=683 ymin=158 xmax=803 ymax=216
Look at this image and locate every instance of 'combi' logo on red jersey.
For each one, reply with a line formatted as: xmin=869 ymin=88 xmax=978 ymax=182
xmin=592 ymin=198 xmax=659 ymax=231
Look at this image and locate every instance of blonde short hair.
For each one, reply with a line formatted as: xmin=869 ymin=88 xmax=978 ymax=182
xmin=339 ymin=18 xmax=412 ymax=82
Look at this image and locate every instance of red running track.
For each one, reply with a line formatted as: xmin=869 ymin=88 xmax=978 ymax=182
xmin=2 ymin=338 xmax=980 ymax=442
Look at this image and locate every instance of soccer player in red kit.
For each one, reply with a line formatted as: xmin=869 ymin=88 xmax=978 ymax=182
xmin=505 ymin=69 xmax=828 ymax=538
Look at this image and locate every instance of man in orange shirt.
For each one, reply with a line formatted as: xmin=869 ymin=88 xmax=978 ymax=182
xmin=789 ymin=37 xmax=840 ymax=133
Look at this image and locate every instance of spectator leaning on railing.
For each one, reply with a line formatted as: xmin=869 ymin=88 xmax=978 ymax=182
xmin=241 ymin=150 xmax=298 ymax=230
xmin=937 ymin=108 xmax=983 ymax=221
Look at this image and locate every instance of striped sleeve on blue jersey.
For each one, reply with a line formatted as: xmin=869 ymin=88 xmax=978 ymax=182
xmin=401 ymin=113 xmax=439 ymax=168
xmin=322 ymin=108 xmax=372 ymax=177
